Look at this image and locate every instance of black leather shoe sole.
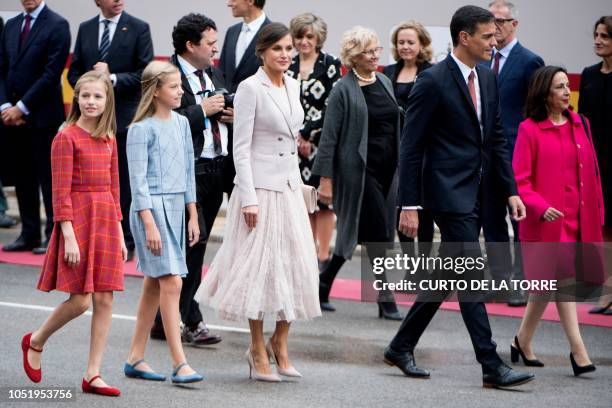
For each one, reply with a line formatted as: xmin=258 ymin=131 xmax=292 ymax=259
xmin=483 ymin=375 xmax=535 ymax=389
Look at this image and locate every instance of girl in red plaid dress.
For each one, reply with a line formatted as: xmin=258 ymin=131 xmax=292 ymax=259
xmin=20 ymin=71 xmax=127 ymax=397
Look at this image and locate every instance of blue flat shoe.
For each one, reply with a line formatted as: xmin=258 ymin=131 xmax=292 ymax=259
xmin=171 ymin=362 xmax=204 ymax=384
xmin=124 ymin=359 xmax=166 ymax=381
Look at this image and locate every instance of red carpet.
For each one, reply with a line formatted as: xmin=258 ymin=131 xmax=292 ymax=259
xmin=1 ymin=245 xmax=610 ymax=328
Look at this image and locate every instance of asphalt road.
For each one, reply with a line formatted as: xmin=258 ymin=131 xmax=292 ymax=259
xmin=0 ymin=228 xmax=611 ymax=408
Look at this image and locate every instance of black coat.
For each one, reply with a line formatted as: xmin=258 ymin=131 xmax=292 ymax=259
xmin=398 ymin=55 xmax=516 ymax=214
xmin=67 ymin=12 xmax=153 ymax=133
xmin=218 ymin=17 xmax=271 ymax=93
xmin=0 ymin=5 xmax=70 ymax=127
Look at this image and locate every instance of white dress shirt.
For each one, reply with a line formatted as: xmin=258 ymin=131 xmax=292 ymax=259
xmin=450 ymin=51 xmax=482 ymax=126
xmin=1 ymin=1 xmax=46 ymax=114
xmin=98 ymin=13 xmax=121 ymax=85
xmin=177 ymin=55 xmax=229 ymax=158
xmin=491 ymin=37 xmax=518 ymax=75
xmin=235 ymin=12 xmax=266 ymax=68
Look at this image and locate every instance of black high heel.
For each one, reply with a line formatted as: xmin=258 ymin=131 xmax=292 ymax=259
xmin=510 ymin=336 xmax=544 ymax=367
xmin=570 ymin=353 xmax=596 ymax=376
xmin=588 ymin=302 xmax=612 ymax=314
xmin=377 ymin=302 xmax=404 ymax=321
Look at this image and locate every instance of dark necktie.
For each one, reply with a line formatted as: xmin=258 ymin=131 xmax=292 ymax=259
xmin=99 ymin=19 xmax=111 ymax=61
xmin=492 ymin=52 xmax=502 ymax=76
xmin=20 ymin=14 xmax=32 ymax=48
xmin=468 ymin=71 xmax=478 ymax=113
xmin=194 ymin=69 xmax=223 ymax=155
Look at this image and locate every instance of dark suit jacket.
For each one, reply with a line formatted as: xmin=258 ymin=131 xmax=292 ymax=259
xmin=0 ymin=5 xmax=70 ymax=127
xmin=219 ymin=17 xmax=271 ymax=93
xmin=488 ymin=42 xmax=543 ymax=153
xmin=399 ymin=55 xmax=517 ymax=214
xmin=170 ymin=53 xmax=232 ymax=160
xmin=67 ymin=12 xmax=153 ymax=132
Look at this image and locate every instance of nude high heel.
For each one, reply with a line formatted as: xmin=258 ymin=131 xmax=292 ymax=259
xmin=266 ymin=342 xmax=302 ymax=378
xmin=245 ymin=349 xmax=281 ymax=382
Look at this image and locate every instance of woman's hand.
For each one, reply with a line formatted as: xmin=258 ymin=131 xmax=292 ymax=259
xmin=187 ymin=216 xmax=200 ymax=247
xmin=145 ymin=222 xmax=162 ymax=256
xmin=318 ymin=177 xmax=333 ymax=206
xmin=63 ymin=235 xmax=80 ymax=267
xmin=542 ymin=207 xmax=564 ymax=222
xmin=298 ymin=133 xmax=312 ymax=158
xmin=242 ymin=205 xmax=259 ymax=230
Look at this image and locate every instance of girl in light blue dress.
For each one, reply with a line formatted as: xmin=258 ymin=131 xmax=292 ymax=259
xmin=123 ymin=61 xmax=203 ymax=385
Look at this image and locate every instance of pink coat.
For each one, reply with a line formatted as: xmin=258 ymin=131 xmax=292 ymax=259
xmin=513 ymin=110 xmax=604 ymax=243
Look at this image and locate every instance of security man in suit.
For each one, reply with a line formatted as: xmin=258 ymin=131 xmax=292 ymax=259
xmin=0 ymin=0 xmax=70 ymax=253
xmin=67 ymin=0 xmax=154 ymax=258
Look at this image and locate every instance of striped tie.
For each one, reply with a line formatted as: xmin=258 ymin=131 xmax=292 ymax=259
xmin=99 ymin=19 xmax=111 ymax=61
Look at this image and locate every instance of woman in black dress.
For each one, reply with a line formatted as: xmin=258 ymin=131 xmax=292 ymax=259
xmin=383 ymin=21 xmax=434 ymax=259
xmin=287 ymin=13 xmax=342 ymax=270
xmin=579 ymin=16 xmax=612 ymax=314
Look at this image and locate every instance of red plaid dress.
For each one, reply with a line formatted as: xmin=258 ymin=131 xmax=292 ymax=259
xmin=37 ymin=125 xmax=124 ymax=293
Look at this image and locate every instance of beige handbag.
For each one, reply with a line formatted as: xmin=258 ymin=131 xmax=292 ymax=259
xmin=301 ymin=184 xmax=317 ymax=213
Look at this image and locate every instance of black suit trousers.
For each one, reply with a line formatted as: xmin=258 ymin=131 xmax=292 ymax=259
xmin=116 ymin=130 xmax=134 ymax=249
xmin=11 ymin=125 xmax=55 ymax=242
xmin=389 ymin=198 xmax=504 ymax=372
xmin=155 ymin=169 xmax=225 ymax=328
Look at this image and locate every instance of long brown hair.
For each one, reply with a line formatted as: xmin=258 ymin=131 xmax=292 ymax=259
xmin=65 ymin=71 xmax=116 ymax=139
xmin=131 ymin=61 xmax=179 ymax=124
xmin=524 ymin=66 xmax=567 ymax=122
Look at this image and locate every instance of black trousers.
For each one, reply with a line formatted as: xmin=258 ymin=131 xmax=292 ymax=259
xmin=155 ymin=168 xmax=225 ymax=329
xmin=11 ymin=125 xmax=55 ymax=243
xmin=388 ymin=199 xmax=504 ymax=373
xmin=116 ymin=130 xmax=134 ymax=250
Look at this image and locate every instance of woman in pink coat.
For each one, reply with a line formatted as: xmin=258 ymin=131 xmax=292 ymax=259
xmin=511 ymin=66 xmax=604 ymax=377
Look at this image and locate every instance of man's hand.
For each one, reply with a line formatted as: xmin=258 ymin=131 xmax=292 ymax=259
xmin=1 ymin=106 xmax=24 ymax=126
xmin=398 ymin=210 xmax=419 ymax=238
xmin=219 ymin=107 xmax=234 ymax=123
xmin=508 ymin=195 xmax=526 ymax=221
xmin=93 ymin=61 xmax=110 ymax=76
xmin=200 ymin=94 xmax=225 ymax=117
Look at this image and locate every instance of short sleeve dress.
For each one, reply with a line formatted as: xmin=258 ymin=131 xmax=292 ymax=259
xmin=37 ymin=125 xmax=124 ymax=293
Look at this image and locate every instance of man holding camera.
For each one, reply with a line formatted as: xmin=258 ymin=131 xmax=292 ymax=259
xmin=150 ymin=13 xmax=233 ymax=346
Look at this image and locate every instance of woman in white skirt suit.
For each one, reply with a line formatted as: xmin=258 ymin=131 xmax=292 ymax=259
xmin=195 ymin=23 xmax=321 ymax=382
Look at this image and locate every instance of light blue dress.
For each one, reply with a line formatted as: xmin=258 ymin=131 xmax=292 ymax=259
xmin=126 ymin=112 xmax=196 ymax=278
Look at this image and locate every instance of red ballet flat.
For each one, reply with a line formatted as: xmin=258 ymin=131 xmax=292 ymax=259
xmin=21 ymin=332 xmax=43 ymax=383
xmin=82 ymin=375 xmax=121 ymax=397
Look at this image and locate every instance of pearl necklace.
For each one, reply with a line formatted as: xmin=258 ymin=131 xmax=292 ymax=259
xmin=352 ymin=68 xmax=376 ymax=83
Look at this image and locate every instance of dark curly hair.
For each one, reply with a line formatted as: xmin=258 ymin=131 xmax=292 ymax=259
xmin=172 ymin=13 xmax=217 ymax=55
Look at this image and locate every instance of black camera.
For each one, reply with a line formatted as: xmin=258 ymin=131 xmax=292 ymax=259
xmin=204 ymin=88 xmax=234 ymax=121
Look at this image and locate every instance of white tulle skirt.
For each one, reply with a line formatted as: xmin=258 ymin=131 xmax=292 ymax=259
xmin=195 ymin=185 xmax=322 ymax=322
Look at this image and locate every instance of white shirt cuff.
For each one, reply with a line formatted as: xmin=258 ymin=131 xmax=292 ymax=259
xmin=110 ymin=74 xmax=117 ymax=86
xmin=16 ymin=101 xmax=30 ymax=115
xmin=0 ymin=103 xmax=12 ymax=112
xmin=401 ymin=206 xmax=423 ymax=210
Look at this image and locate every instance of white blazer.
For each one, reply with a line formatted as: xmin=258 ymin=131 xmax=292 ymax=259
xmin=233 ymin=67 xmax=305 ymax=207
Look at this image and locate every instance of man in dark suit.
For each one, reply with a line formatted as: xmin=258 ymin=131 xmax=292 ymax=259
xmin=386 ymin=6 xmax=534 ymax=389
xmin=149 ymin=13 xmax=233 ymax=346
xmin=483 ymin=0 xmax=544 ymax=306
xmin=0 ymin=0 xmax=70 ymax=252
xmin=67 ymin=0 xmax=153 ymax=258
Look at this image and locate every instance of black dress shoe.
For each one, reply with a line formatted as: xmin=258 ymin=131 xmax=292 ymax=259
xmin=182 ymin=322 xmax=222 ymax=346
xmin=126 ymin=249 xmax=135 ymax=262
xmin=0 ymin=213 xmax=17 ymax=228
xmin=319 ymin=281 xmax=336 ymax=312
xmin=570 ymin=353 xmax=596 ymax=376
xmin=2 ymin=237 xmax=40 ymax=252
xmin=150 ymin=321 xmax=166 ymax=340
xmin=383 ymin=347 xmax=430 ymax=378
xmin=32 ymin=240 xmax=49 ymax=255
xmin=483 ymin=364 xmax=535 ymax=389
xmin=378 ymin=302 xmax=404 ymax=321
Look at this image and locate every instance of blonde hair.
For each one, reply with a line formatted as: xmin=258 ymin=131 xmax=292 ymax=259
xmin=131 ymin=60 xmax=180 ymax=124
xmin=65 ymin=71 xmax=116 ymax=139
xmin=339 ymin=26 xmax=379 ymax=70
xmin=289 ymin=12 xmax=328 ymax=51
xmin=390 ymin=21 xmax=433 ymax=65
